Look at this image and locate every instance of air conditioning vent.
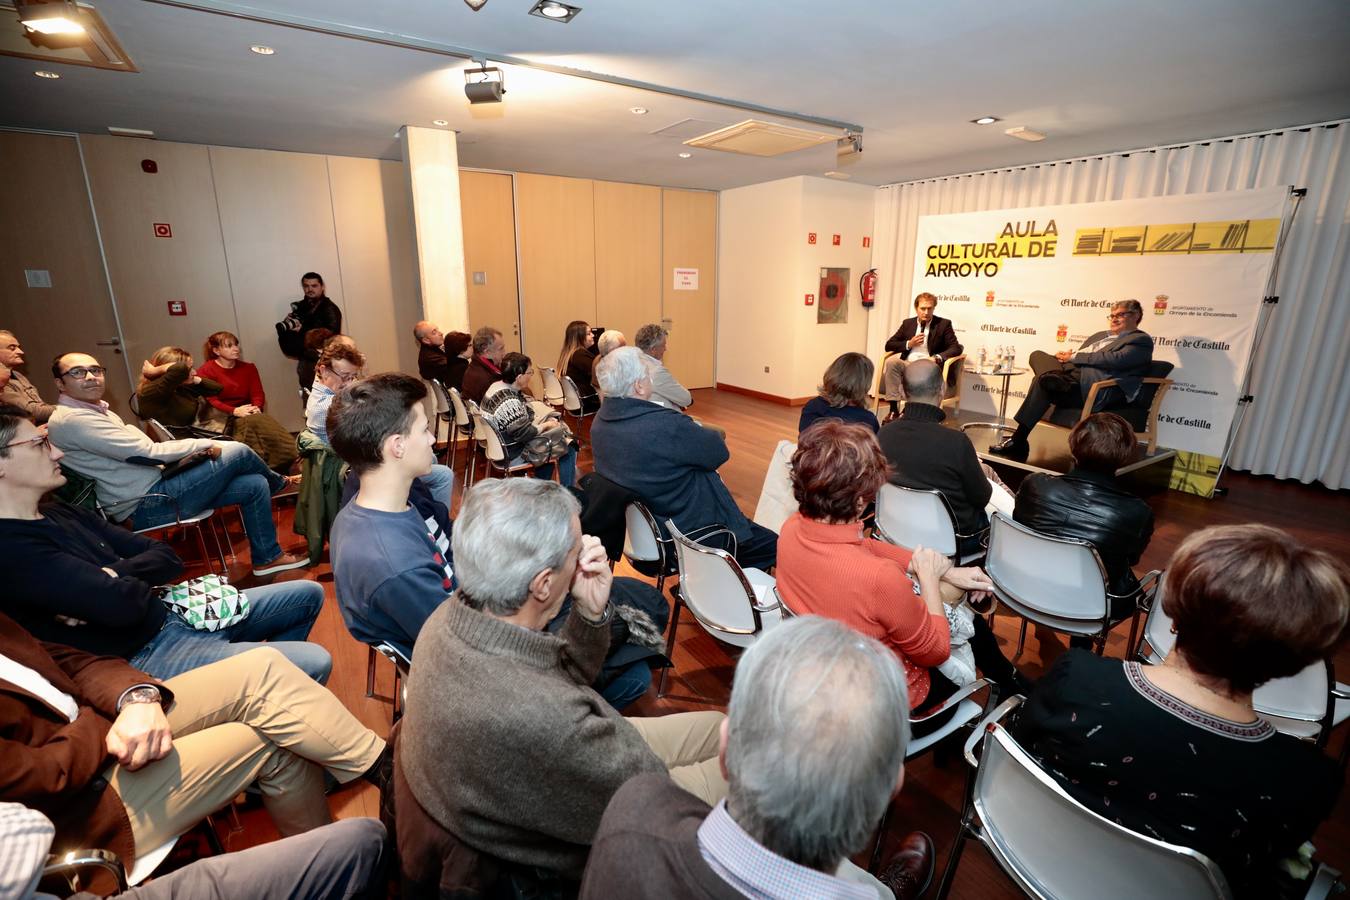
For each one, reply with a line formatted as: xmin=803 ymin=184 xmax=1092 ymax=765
xmin=683 ymin=119 xmax=840 ymax=157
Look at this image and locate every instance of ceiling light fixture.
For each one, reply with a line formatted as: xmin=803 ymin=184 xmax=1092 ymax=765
xmin=1005 ymin=125 xmax=1046 ymax=142
xmin=464 ymin=63 xmax=505 ymax=104
xmin=463 ymin=0 xmax=487 ymax=9
xmin=529 ymin=0 xmax=581 ymax=22
xmin=630 ymin=107 xmax=648 ymax=116
xmin=34 ymin=69 xmax=61 ymax=78
xmin=678 ymin=152 xmax=691 ymax=159
xmin=971 ymin=116 xmax=1000 ymax=125
xmin=16 ymin=0 xmax=85 ymax=35
xmin=250 ymin=44 xmax=275 ymax=55
xmin=432 ymin=119 xmax=448 ymax=126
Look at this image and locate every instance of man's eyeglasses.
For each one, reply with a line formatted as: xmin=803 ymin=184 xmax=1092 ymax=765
xmin=60 ymin=366 xmax=106 ymax=379
xmin=1107 ymin=312 xmax=1133 ymax=321
xmin=3 ymin=433 xmax=50 ymax=452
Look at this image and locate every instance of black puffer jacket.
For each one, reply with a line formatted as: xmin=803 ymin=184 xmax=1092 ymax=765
xmin=1013 ymin=468 xmax=1154 ymax=599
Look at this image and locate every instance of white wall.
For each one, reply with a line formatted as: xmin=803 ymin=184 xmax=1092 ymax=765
xmin=717 ymin=176 xmax=876 ymax=400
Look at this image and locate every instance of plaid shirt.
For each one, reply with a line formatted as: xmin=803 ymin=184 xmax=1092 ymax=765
xmin=696 ymin=800 xmax=875 ymax=900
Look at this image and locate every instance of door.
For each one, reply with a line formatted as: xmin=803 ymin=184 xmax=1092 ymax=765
xmin=661 ymin=189 xmax=717 ymax=388
xmin=515 ymin=173 xmax=597 ymax=370
xmin=0 ymin=132 xmax=135 ymax=420
xmin=594 ymin=180 xmax=662 ymax=343
xmin=460 ymin=171 xmax=522 ymax=353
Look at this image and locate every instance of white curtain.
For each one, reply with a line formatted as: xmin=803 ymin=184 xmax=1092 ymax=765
xmin=870 ymin=121 xmax=1350 ymax=488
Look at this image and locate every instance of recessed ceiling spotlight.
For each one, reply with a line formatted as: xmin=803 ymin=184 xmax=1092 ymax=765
xmin=250 ymin=44 xmax=275 ymax=55
xmin=678 ymin=152 xmax=692 ymax=159
xmin=529 ymin=0 xmax=580 ymax=22
xmin=971 ymin=116 xmax=1000 ymax=125
xmin=630 ymin=107 xmax=648 ymax=116
xmin=34 ymin=70 xmax=61 ymax=79
xmin=432 ymin=119 xmax=449 ymax=126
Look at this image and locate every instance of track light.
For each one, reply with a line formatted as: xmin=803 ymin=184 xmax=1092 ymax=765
xmin=464 ymin=64 xmax=505 ymax=104
xmin=17 ymin=0 xmax=85 ymax=35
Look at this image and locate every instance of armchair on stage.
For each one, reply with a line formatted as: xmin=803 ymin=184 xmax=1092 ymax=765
xmin=873 ymin=351 xmax=968 ymax=415
xmin=1045 ymin=360 xmax=1175 ymax=450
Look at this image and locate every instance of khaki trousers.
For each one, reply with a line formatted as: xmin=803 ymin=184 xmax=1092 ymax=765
xmin=109 ymin=647 xmax=386 ymax=859
xmin=881 ymin=355 xmax=909 ymax=402
xmin=627 ymin=710 xmax=727 ymax=806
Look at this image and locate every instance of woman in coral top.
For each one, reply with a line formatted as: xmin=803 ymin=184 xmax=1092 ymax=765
xmin=775 ymin=420 xmax=1027 ymax=718
xmin=197 ymin=330 xmax=297 ymax=472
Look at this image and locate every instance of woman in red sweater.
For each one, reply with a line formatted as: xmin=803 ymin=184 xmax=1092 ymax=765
xmin=197 ymin=331 xmax=297 ymax=471
xmin=775 ymin=420 xmax=1027 ymax=715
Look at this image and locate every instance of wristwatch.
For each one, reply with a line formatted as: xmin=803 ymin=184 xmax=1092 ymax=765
xmin=119 ymin=685 xmax=162 ymax=710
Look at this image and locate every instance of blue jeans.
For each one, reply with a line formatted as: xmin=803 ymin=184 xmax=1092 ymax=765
xmin=129 ymin=579 xmax=331 ymax=682
xmin=601 ymin=659 xmax=653 ymax=711
xmin=419 ymin=464 xmax=455 ymax=507
xmin=532 ymin=444 xmax=579 ymax=488
xmin=132 ymin=442 xmax=286 ymax=564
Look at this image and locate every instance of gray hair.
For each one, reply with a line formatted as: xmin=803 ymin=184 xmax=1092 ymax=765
xmin=726 ymin=616 xmax=910 ymax=871
xmin=596 ymin=329 xmax=626 ymax=356
xmin=471 ymin=326 xmax=502 ymax=356
xmin=900 ymin=358 xmax=943 ymax=405
xmin=1113 ymin=298 xmax=1144 ymax=319
xmin=451 ymin=478 xmax=581 ymax=617
xmin=595 ymin=346 xmax=652 ymax=399
xmin=634 ymin=323 xmax=667 ymax=354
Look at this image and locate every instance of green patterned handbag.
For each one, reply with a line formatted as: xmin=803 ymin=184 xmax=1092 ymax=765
xmin=158 ymin=574 xmax=250 ymax=631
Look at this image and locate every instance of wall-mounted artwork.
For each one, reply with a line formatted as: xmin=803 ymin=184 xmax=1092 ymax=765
xmin=818 ymin=267 xmax=849 ymax=324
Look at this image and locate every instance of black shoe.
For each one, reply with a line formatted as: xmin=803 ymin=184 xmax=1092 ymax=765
xmin=877 ymin=831 xmax=935 ymax=900
xmin=360 ymin=743 xmax=394 ymax=797
xmin=993 ymin=669 xmax=1035 ymax=701
xmin=988 ymin=436 xmax=1030 ymax=458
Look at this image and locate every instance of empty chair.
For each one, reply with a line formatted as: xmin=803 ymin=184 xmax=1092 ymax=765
xmin=560 ymin=374 xmax=597 ymax=439
xmin=424 ymin=377 xmax=454 ymax=460
xmin=446 ymin=387 xmax=479 ymax=486
xmin=538 ymin=366 xmax=566 ymax=408
xmin=874 ymin=482 xmax=985 ymax=564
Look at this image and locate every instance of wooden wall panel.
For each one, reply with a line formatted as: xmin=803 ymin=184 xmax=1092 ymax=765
xmin=209 ymin=146 xmax=343 ymax=430
xmin=81 ymin=135 xmax=236 ymax=374
xmin=328 ymin=156 xmax=422 ymax=381
xmin=0 ymin=132 xmax=135 ymax=417
xmin=515 ymin=173 xmax=596 ymax=370
xmin=593 ymin=181 xmax=662 ymax=347
xmin=661 ymin=189 xmax=717 ymax=388
xmin=459 ymin=171 xmax=521 ymax=352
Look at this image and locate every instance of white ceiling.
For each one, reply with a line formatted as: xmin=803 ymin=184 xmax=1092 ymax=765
xmin=3 ymin=0 xmax=1348 ymax=189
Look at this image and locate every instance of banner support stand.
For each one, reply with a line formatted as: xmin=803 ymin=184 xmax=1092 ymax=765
xmin=1211 ymin=187 xmax=1306 ymax=496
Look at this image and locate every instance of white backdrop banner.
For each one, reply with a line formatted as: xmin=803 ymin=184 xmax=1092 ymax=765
xmin=910 ymin=186 xmax=1289 ymax=457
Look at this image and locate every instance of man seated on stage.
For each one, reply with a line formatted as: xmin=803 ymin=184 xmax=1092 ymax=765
xmin=880 ymin=292 xmax=963 ymax=422
xmin=990 ymin=299 xmax=1153 ymax=458
xmin=878 ymin=359 xmax=991 ymax=556
xmin=47 ymin=352 xmax=307 ymax=578
xmin=581 ymin=616 xmax=935 ymax=900
xmin=398 ymin=478 xmax=726 ymax=885
xmin=592 ymin=347 xmax=777 ymax=572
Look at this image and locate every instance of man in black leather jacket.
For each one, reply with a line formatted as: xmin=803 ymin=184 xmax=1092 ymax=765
xmin=1013 ymin=412 xmax=1153 ymax=620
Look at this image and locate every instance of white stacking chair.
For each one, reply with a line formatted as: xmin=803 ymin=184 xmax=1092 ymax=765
xmin=874 ymin=483 xmax=985 ymax=565
xmin=560 ymin=374 xmax=596 ymax=442
xmin=476 ymin=406 xmax=553 ymax=480
xmin=364 ymin=640 xmax=412 ymax=722
xmin=751 ymin=439 xmax=798 ymax=534
xmin=538 ymin=366 xmax=566 ymax=409
xmin=623 ymin=501 xmax=677 ymax=596
xmin=424 ymin=378 xmax=454 ymax=460
xmin=446 ymin=387 xmax=479 ymax=487
xmin=1136 ymin=587 xmax=1350 ymax=747
xmin=984 ymin=512 xmax=1159 ymax=657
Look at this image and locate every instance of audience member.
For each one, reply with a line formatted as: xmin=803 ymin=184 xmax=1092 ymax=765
xmin=776 ymin=421 xmax=1027 ymax=710
xmin=399 ymin=478 xmax=726 ymax=882
xmin=593 ymin=329 xmax=626 ymax=390
xmin=187 ymin=333 xmax=299 ymax=470
xmin=583 ymin=616 xmax=935 ymax=900
xmin=558 ymin=319 xmax=601 ymax=413
xmin=0 ymin=330 xmax=55 ymax=424
xmin=634 ymin=323 xmax=691 ymax=410
xmin=135 ymin=346 xmax=222 ymax=432
xmin=877 ymin=359 xmax=990 ymax=556
xmin=592 ymin=347 xmax=778 ymax=571
xmin=799 ymin=352 xmax=880 ymax=435
xmin=47 ymin=354 xmax=306 ymax=577
xmin=0 ymin=403 xmax=330 ymax=681
xmin=415 ymin=321 xmax=471 ymax=391
xmin=0 ymin=620 xmax=387 ymax=892
xmin=1011 ymin=524 xmax=1348 ymax=898
xmin=991 ymin=298 xmax=1153 ymax=458
xmin=880 ymin=292 xmax=964 ymax=421
xmin=1014 ymin=412 xmax=1154 ymax=626
xmin=304 ymin=342 xmax=366 ymax=445
xmin=276 ymin=272 xmax=343 ymax=391
xmin=2 ymin=805 xmax=387 ymax=900
xmin=299 ymin=327 xmax=333 ymax=392
xmin=461 ymin=326 xmax=505 ymax=404
xmin=481 ymin=352 xmax=578 ymax=487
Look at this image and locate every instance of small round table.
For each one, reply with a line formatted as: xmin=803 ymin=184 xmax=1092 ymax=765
xmin=961 ymin=365 xmax=1028 ymax=434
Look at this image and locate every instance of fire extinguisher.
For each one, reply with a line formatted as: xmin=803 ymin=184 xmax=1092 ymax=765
xmin=860 ymin=269 xmax=878 ymax=308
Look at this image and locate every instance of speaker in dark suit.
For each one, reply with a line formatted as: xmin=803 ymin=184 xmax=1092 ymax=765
xmin=880 ymin=293 xmax=964 ymax=408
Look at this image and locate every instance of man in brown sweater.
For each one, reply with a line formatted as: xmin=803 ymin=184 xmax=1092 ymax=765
xmin=399 ymin=478 xmax=725 ymax=881
xmin=580 ymin=616 xmax=937 ymax=900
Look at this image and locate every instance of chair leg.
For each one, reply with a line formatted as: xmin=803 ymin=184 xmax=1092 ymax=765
xmin=657 ymin=592 xmax=684 ymax=699
xmin=365 ymin=645 xmax=377 ymax=698
xmin=392 ymin=667 xmax=404 ymax=722
xmin=868 ymin=800 xmax=893 ymax=872
xmin=1014 ymin=618 xmax=1028 ymax=661
xmin=206 ymin=517 xmax=229 ymax=573
xmin=191 ymin=523 xmax=211 ymax=570
xmin=934 ymin=825 xmax=971 ymax=900
xmin=1124 ymin=609 xmax=1141 ymax=660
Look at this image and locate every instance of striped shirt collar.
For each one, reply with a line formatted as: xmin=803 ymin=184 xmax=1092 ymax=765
xmin=696 ymin=800 xmax=874 ymax=900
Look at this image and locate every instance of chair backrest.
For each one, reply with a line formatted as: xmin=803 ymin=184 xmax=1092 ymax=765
xmin=464 ymin=399 xmax=488 ymax=442
xmin=751 ymin=439 xmax=798 ymax=534
xmin=475 ymin=407 xmax=511 ymax=465
xmin=623 ymin=501 xmax=664 ymax=565
xmin=539 ymin=366 xmax=566 ymax=406
xmin=985 ymin=512 xmax=1109 ymax=621
xmin=667 ymin=518 xmax=763 ymax=636
xmin=874 ymin=483 xmax=959 ymax=557
xmin=128 ymin=392 xmax=142 ymax=418
xmin=427 ymin=378 xmax=450 ymax=415
xmin=974 ymin=723 xmax=1231 ymax=899
xmin=447 ymin=386 xmax=472 ymax=429
xmin=146 ymin=419 xmax=176 ymax=443
xmin=561 ymin=375 xmax=584 ymax=414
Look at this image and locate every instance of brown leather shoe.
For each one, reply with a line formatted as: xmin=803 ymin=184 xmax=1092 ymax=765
xmin=883 ymin=410 xmax=900 ymax=424
xmin=877 ymin=831 xmax=935 ymax=900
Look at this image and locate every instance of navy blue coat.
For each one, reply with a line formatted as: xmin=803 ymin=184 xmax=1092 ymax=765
xmin=1073 ymin=329 xmax=1154 ymax=405
xmin=590 ymin=397 xmax=752 ymax=541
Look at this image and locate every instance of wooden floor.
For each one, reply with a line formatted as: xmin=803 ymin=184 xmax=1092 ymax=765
xmin=180 ymin=388 xmax=1350 ymax=896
